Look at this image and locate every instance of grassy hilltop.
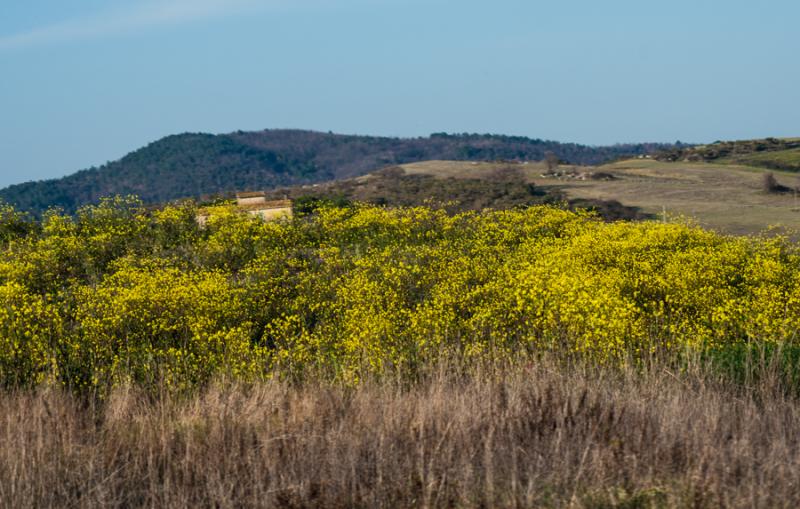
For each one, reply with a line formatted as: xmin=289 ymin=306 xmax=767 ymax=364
xmin=732 ymin=146 xmax=800 ymax=172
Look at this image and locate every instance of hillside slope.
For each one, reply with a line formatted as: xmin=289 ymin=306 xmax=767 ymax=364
xmin=728 ymin=147 xmax=800 ymax=172
xmin=278 ymin=157 xmax=800 ymax=236
xmin=444 ymin=158 xmax=800 ymax=236
xmin=264 ymin=161 xmax=649 ymax=221
xmin=656 ymin=137 xmax=800 ymax=171
xmin=0 ymin=129 xmax=678 ymax=214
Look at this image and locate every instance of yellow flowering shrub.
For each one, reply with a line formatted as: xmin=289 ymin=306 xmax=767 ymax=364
xmin=0 ymin=282 xmax=60 ymax=387
xmin=69 ymin=264 xmax=265 ymax=393
xmin=1 ymin=198 xmax=800 ymax=393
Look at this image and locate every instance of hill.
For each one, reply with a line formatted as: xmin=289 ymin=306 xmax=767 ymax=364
xmin=0 ymin=129 xmax=679 ymax=214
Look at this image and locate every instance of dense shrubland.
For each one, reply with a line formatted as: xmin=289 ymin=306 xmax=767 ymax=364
xmin=1 ymin=197 xmax=800 ymax=398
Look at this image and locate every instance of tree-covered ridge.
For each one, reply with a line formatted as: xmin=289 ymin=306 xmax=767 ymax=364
xmin=0 ymin=129 xmax=681 ymax=214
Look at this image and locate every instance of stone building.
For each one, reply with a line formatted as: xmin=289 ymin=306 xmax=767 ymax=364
xmin=197 ymin=192 xmax=292 ymax=226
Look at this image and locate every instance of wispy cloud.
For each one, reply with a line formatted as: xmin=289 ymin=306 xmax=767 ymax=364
xmin=0 ymin=0 xmax=266 ymax=51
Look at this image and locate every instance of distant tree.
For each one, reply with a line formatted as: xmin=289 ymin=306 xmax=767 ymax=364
xmin=544 ymin=152 xmax=560 ymax=172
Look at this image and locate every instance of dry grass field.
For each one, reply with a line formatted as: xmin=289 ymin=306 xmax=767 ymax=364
xmin=4 ymin=359 xmax=800 ymax=508
xmin=398 ymin=159 xmax=800 ymax=236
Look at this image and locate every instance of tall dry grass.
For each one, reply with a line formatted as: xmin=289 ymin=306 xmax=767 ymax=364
xmin=1 ymin=360 xmax=799 ymax=508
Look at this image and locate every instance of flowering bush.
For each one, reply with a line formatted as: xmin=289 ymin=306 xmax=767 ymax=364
xmin=0 ymin=198 xmax=798 ymax=394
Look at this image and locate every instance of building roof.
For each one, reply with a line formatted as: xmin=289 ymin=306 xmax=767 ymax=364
xmin=237 ymin=199 xmax=292 ymax=212
xmin=236 ymin=191 xmax=266 ymax=199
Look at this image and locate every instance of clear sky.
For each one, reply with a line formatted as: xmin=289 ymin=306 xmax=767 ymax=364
xmin=0 ymin=0 xmax=798 ymax=187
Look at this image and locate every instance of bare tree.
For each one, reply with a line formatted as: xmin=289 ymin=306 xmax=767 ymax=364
xmin=544 ymin=151 xmax=560 ymax=172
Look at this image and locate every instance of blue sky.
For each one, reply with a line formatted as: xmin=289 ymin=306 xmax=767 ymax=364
xmin=0 ymin=0 xmax=798 ymax=187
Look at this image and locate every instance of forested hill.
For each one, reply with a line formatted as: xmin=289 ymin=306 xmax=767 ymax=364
xmin=0 ymin=129 xmax=681 ymax=214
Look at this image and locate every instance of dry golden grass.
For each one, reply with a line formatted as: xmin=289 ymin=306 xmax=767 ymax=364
xmin=563 ymin=159 xmax=800 ymax=236
xmin=2 ymin=360 xmax=800 ymax=508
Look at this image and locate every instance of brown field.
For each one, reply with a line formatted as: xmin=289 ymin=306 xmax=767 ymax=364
xmin=399 ymin=159 xmax=800 ymax=236
xmin=2 ymin=360 xmax=800 ymax=508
